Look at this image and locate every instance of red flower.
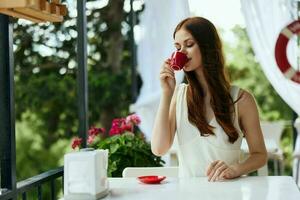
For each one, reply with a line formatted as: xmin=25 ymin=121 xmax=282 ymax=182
xmin=71 ymin=115 xmax=142 ymax=149
xmin=99 ymin=128 xmax=105 ymax=133
xmin=109 ymin=118 xmax=128 ymax=136
xmin=108 ymin=115 xmax=141 ymax=136
xmin=71 ymin=137 xmax=83 ymax=149
xmin=120 ymin=123 xmax=133 ymax=132
xmin=87 ymin=135 xmax=95 ymax=144
xmin=88 ymin=126 xmax=105 ymax=136
xmin=109 ymin=127 xmax=121 ymax=136
xmin=126 ymin=114 xmax=141 ymax=125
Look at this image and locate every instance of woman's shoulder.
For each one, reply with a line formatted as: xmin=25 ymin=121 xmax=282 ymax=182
xmin=230 ymin=86 xmax=254 ymax=101
xmin=234 ymin=87 xmax=258 ymax=116
xmin=239 ymin=90 xmax=256 ymax=106
xmin=230 ymin=85 xmax=253 ymax=99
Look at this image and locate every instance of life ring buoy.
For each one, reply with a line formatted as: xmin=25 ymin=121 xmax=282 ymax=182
xmin=275 ymin=20 xmax=300 ymax=84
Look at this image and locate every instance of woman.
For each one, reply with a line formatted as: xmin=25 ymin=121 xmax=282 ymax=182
xmin=151 ymin=17 xmax=267 ymax=181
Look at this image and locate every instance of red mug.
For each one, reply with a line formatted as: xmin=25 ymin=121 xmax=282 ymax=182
xmin=170 ymin=51 xmax=188 ymax=70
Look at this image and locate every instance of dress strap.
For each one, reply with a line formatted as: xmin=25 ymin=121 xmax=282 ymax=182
xmin=230 ymin=85 xmax=243 ymax=135
xmin=230 ymin=85 xmax=240 ymax=102
xmin=175 ymin=83 xmax=187 ymax=134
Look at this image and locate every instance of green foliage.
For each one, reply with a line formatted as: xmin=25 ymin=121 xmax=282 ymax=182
xmin=15 ymin=119 xmax=67 ymax=198
xmin=13 ymin=0 xmax=145 ymax=183
xmin=281 ymin=124 xmax=294 ymax=175
xmin=97 ymin=132 xmax=165 ymax=177
xmin=11 ymin=1 xmax=145 ymax=198
xmin=223 ymin=26 xmax=292 ymax=121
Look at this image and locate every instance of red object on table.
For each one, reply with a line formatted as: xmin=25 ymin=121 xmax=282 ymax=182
xmin=137 ymin=176 xmax=166 ymax=184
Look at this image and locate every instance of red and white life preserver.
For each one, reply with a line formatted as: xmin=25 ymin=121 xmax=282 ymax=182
xmin=275 ymin=20 xmax=300 ymax=84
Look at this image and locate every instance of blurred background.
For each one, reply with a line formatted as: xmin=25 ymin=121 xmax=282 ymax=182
xmin=10 ymin=0 xmax=299 ymax=195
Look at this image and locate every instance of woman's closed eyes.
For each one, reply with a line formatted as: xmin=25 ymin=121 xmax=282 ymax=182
xmin=175 ymin=43 xmax=194 ymax=51
xmin=174 ymin=39 xmax=195 ymax=51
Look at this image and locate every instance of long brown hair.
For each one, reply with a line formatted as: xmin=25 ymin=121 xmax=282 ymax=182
xmin=174 ymin=17 xmax=239 ymax=143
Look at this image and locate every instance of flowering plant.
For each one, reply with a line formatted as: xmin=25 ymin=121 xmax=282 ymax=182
xmin=71 ymin=114 xmax=165 ymax=177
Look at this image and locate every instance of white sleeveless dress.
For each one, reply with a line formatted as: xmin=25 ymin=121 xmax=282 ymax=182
xmin=175 ymin=83 xmax=243 ymax=178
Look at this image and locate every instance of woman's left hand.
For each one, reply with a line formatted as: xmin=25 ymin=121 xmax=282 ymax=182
xmin=206 ymin=160 xmax=240 ymax=181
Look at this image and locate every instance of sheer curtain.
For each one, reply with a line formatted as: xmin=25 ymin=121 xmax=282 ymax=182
xmin=240 ymin=0 xmax=300 ymax=183
xmin=130 ymin=0 xmax=190 ymax=140
xmin=240 ymin=0 xmax=300 ymax=115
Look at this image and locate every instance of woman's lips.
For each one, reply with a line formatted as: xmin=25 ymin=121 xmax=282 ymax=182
xmin=185 ymin=58 xmax=191 ymax=65
xmin=183 ymin=59 xmax=190 ymax=69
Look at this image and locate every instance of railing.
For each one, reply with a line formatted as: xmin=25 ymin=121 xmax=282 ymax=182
xmin=0 ymin=0 xmax=139 ymax=199
xmin=0 ymin=167 xmax=63 ymax=200
xmin=0 ymin=1 xmax=87 ymax=199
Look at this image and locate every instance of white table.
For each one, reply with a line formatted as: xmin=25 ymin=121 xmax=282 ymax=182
xmin=100 ymin=176 xmax=299 ymax=200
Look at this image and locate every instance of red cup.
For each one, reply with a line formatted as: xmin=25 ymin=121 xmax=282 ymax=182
xmin=170 ymin=51 xmax=189 ymax=70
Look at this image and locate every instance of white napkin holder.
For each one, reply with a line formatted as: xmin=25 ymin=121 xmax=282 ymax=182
xmin=64 ymin=148 xmax=109 ymax=200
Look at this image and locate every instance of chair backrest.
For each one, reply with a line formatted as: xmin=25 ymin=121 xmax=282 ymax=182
xmin=260 ymin=121 xmax=285 ymax=146
xmin=122 ymin=167 xmax=178 ymax=177
xmin=294 ymin=117 xmax=300 ymax=154
xmin=294 ymin=117 xmax=300 ymax=134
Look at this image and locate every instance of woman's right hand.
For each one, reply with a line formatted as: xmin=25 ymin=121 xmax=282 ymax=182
xmin=159 ymin=59 xmax=176 ymax=96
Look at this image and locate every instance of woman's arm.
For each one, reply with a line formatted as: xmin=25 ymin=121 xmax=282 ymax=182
xmin=151 ymin=89 xmax=177 ymax=156
xmin=233 ymin=90 xmax=267 ymax=175
xmin=206 ymin=90 xmax=267 ymax=181
xmin=151 ymin=59 xmax=177 ymax=156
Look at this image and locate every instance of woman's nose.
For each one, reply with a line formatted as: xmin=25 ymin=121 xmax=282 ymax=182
xmin=179 ymin=48 xmax=187 ymax=54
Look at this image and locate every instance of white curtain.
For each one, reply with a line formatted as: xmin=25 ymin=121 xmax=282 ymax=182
xmin=130 ymin=0 xmax=190 ymax=140
xmin=240 ymin=0 xmax=300 ymax=183
xmin=240 ymin=0 xmax=300 ymax=115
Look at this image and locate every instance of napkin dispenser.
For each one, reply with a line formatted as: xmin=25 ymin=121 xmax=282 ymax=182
xmin=64 ymin=149 xmax=109 ymax=200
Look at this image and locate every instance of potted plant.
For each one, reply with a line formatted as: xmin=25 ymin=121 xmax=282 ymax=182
xmin=71 ymin=114 xmax=165 ymax=177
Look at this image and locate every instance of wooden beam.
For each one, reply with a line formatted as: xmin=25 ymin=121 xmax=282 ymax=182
xmin=49 ymin=3 xmax=58 ymax=14
xmin=0 ymin=0 xmax=30 ymax=8
xmin=51 ymin=0 xmax=61 ymax=4
xmin=39 ymin=0 xmax=46 ymax=10
xmin=0 ymin=0 xmax=66 ymax=23
xmin=57 ymin=4 xmax=67 ymax=16
xmin=28 ymin=0 xmax=41 ymax=10
xmin=0 ymin=8 xmax=43 ymax=23
xmin=14 ymin=7 xmax=63 ymax=22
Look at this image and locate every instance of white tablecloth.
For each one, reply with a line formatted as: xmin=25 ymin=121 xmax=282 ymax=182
xmin=100 ymin=176 xmax=299 ymax=200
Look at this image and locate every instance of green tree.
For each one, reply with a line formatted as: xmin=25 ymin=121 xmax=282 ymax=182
xmin=14 ymin=0 xmax=144 ymax=183
xmin=223 ymin=25 xmax=292 ymax=120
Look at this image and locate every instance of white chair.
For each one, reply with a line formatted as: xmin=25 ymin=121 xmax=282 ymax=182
xmin=260 ymin=121 xmax=285 ymax=175
xmin=293 ymin=117 xmax=300 ymax=186
xmin=294 ymin=153 xmax=300 ymax=186
xmin=122 ymin=167 xmax=178 ymax=177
